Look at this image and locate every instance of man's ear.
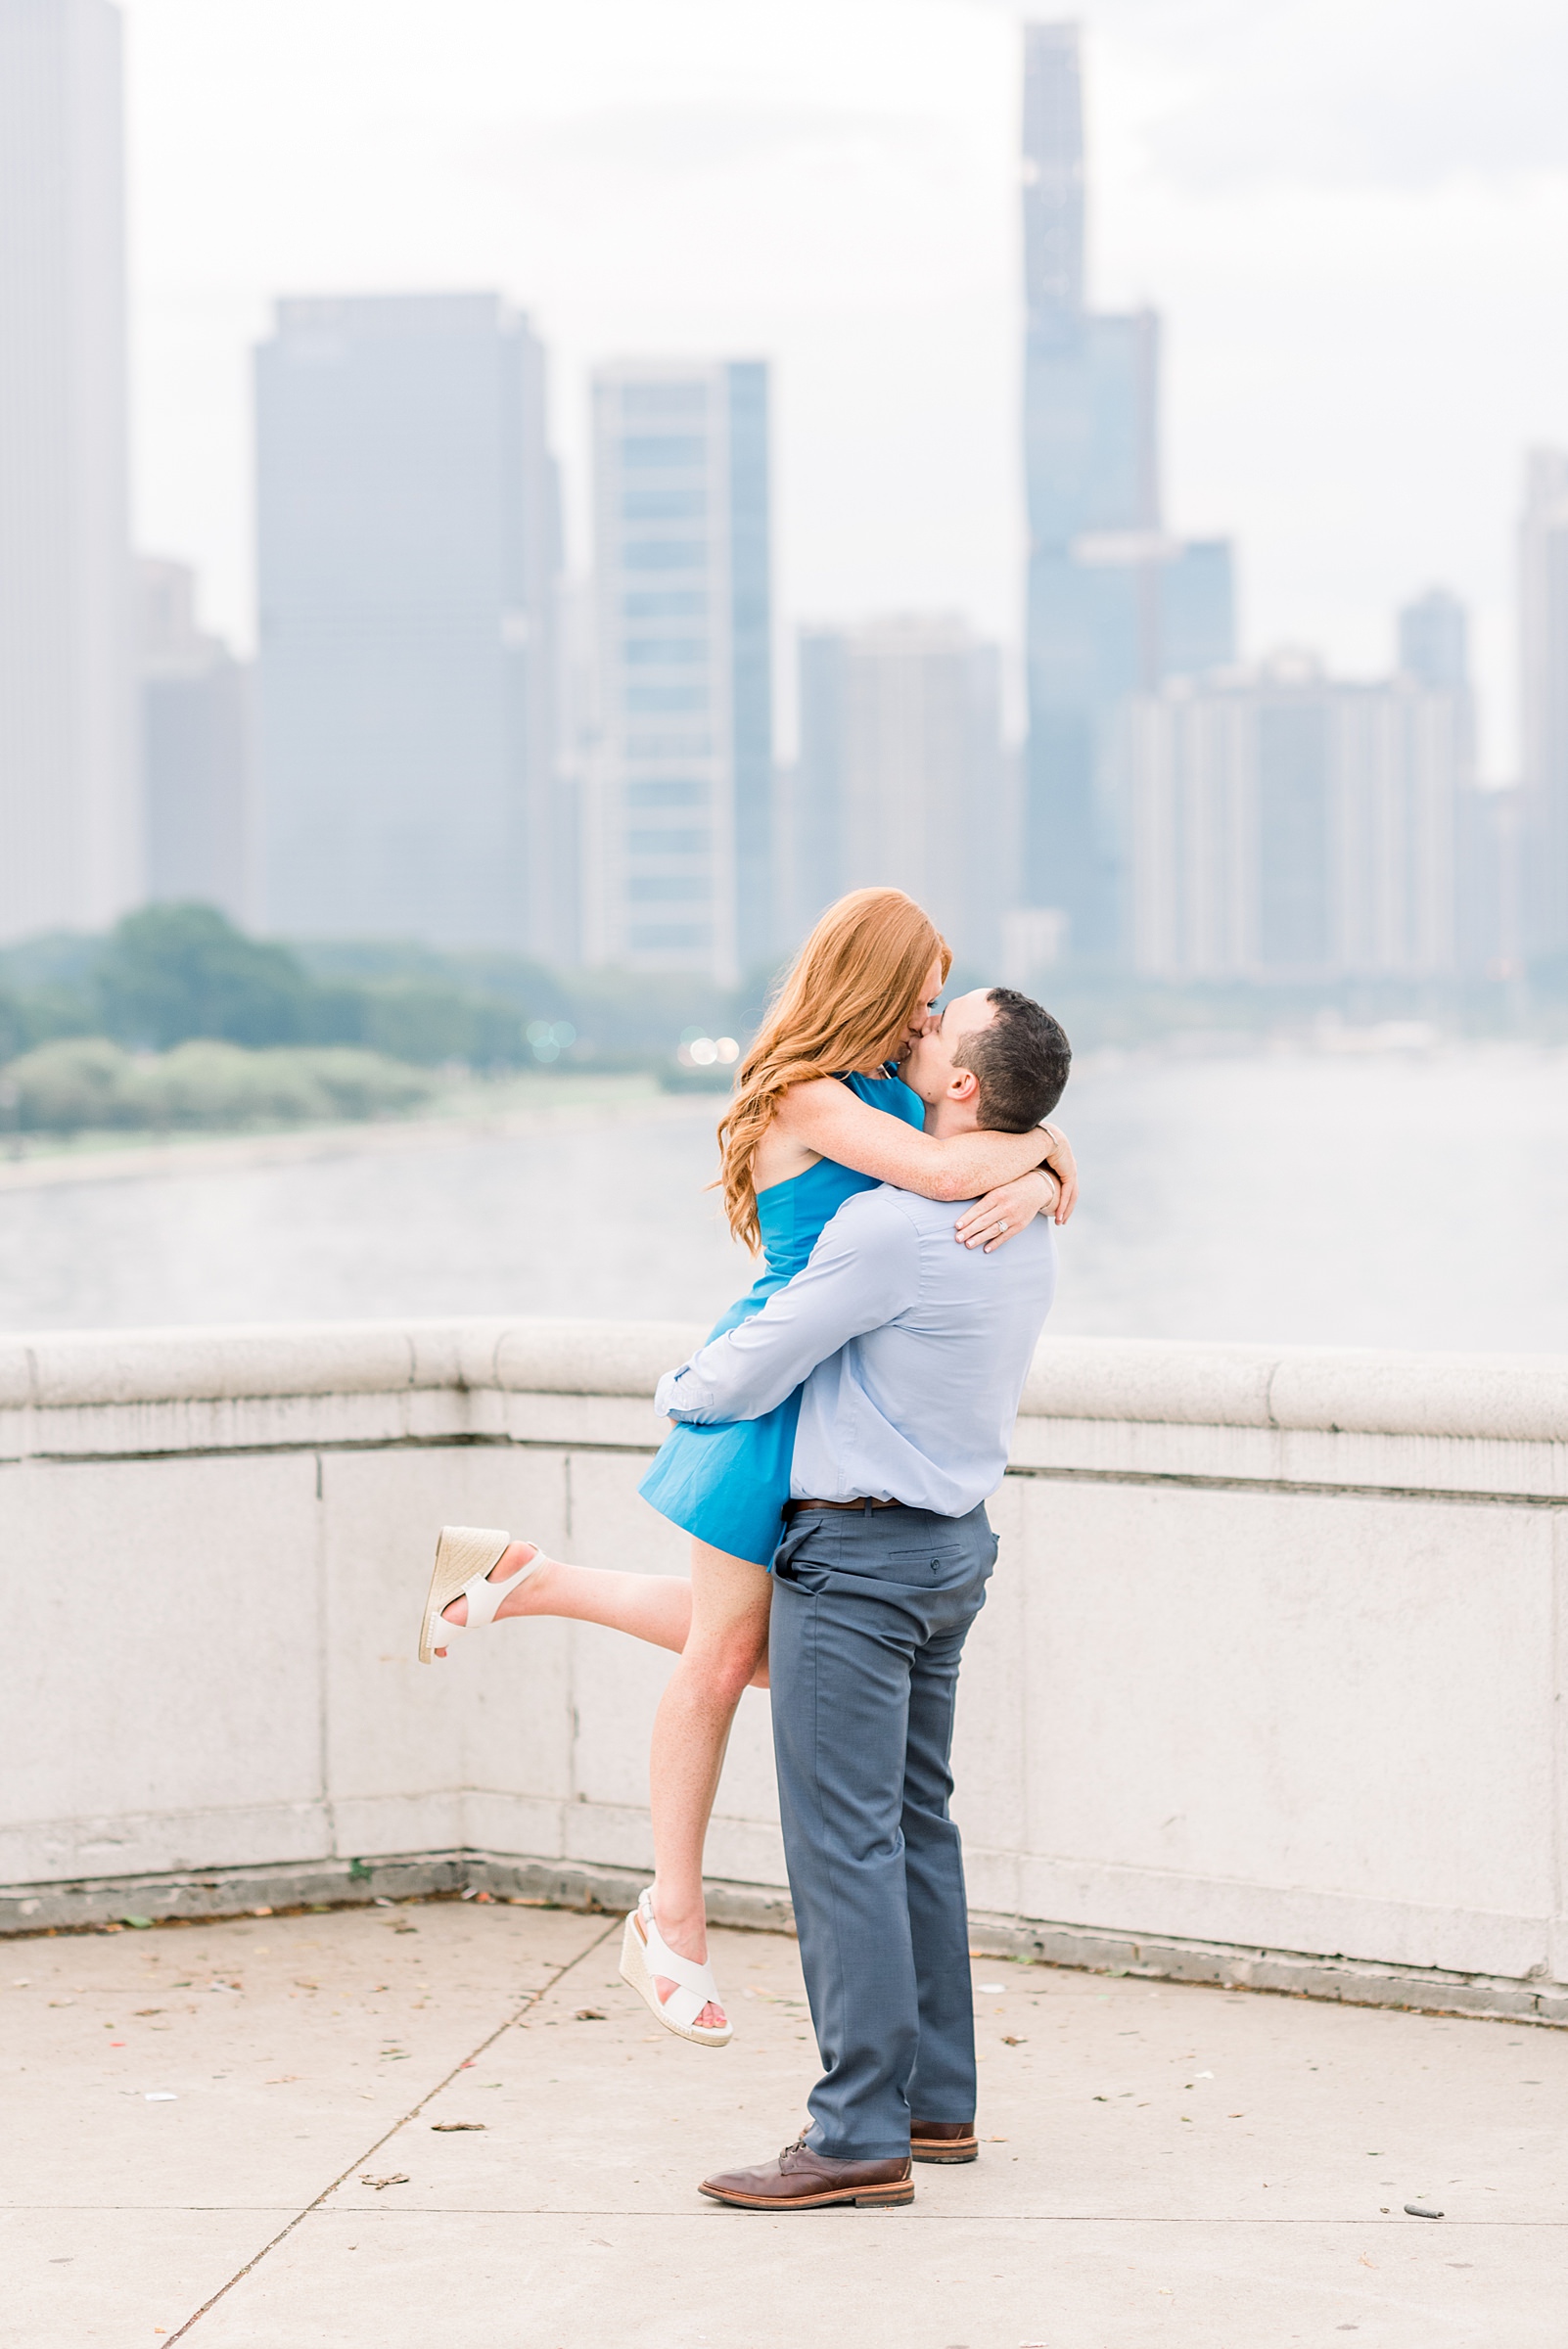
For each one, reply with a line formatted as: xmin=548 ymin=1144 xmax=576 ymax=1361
xmin=948 ymin=1064 xmax=982 ymax=1104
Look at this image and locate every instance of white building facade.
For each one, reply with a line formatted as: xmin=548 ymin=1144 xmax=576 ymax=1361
xmin=1127 ymin=658 xmax=1464 ymax=981
xmin=586 ymin=361 xmax=773 ymax=982
xmin=0 ymin=0 xmax=138 ymax=941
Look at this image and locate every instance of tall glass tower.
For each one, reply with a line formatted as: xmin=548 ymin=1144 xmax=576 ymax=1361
xmin=0 ymin=0 xmax=138 ymax=941
xmin=255 ymin=294 xmax=565 ymax=954
xmin=1022 ymin=21 xmax=1234 ymax=964
xmin=587 ymin=360 xmax=774 ymax=981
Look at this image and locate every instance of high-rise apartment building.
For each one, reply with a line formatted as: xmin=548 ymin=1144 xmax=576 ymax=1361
xmin=586 ymin=360 xmax=773 ymax=981
xmin=1519 ymin=449 xmax=1568 ymax=958
xmin=255 ymin=294 xmax=564 ymax=953
xmin=1126 ymin=653 xmax=1464 ymax=981
xmin=789 ymin=616 xmax=1004 ymax=967
xmin=138 ymin=559 xmax=253 ymax=925
xmin=1021 ymin=21 xmax=1234 ymax=965
xmin=0 ymin=0 xmax=138 ymax=941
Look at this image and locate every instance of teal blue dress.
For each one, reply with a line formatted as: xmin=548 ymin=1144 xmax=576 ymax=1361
xmin=638 ymin=1068 xmax=926 ymax=1566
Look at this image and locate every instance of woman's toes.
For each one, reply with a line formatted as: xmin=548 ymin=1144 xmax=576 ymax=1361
xmin=652 ymin=1973 xmax=724 ymax=2032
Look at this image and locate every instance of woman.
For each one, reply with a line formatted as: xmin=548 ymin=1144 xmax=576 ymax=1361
xmin=418 ymin=889 xmax=1076 ymax=2044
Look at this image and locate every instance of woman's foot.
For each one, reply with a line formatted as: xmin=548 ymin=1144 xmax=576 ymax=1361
xmin=646 ymin=1891 xmax=726 ymax=2034
xmin=433 ymin=1541 xmax=549 ymax=1655
xmin=619 ymin=1890 xmax=731 ymax=2043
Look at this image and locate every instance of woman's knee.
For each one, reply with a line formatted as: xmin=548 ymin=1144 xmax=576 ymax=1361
xmin=684 ymin=1622 xmax=768 ymax=1707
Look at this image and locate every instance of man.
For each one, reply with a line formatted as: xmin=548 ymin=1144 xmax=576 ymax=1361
xmin=652 ymin=986 xmax=1071 ymax=2211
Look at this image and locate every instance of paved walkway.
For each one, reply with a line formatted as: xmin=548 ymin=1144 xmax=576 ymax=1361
xmin=3 ymin=1899 xmax=1563 ymax=2347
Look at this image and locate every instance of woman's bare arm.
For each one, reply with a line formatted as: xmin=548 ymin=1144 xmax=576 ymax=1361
xmin=776 ymin=1078 xmax=1050 ymax=1202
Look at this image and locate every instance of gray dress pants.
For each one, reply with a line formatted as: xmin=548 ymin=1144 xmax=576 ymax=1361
xmin=767 ymin=1499 xmax=997 ymax=2162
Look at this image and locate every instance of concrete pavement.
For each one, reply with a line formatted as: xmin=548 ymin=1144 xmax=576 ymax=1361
xmin=2 ymin=1897 xmax=1563 ymax=2347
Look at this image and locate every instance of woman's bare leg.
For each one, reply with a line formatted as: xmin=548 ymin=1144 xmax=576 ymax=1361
xmin=438 ymin=1543 xmax=686 ymax=1649
xmin=439 ymin=1533 xmax=774 ymax=2029
xmin=438 ymin=1541 xmax=769 ymax=1687
xmin=646 ymin=1540 xmax=772 ymax=2032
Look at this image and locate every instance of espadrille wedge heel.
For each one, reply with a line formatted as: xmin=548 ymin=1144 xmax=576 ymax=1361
xmin=418 ymin=1525 xmax=544 ymax=1664
xmin=619 ymin=1888 xmax=732 ymax=2048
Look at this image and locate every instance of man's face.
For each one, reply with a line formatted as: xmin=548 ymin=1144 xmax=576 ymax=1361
xmin=903 ymin=988 xmax=997 ymax=1110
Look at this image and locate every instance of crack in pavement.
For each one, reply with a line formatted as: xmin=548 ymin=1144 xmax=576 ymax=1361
xmin=162 ymin=1914 xmax=621 ymax=2343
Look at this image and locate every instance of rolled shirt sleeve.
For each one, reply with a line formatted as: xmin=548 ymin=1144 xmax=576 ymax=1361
xmin=654 ymin=1189 xmax=920 ymax=1426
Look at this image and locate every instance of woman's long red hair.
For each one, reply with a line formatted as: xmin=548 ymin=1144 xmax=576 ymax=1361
xmin=717 ymin=888 xmax=949 ymax=1252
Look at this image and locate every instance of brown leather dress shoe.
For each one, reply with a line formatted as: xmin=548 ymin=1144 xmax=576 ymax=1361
xmin=700 ymin=2136 xmax=913 ymax=2210
xmin=910 ymin=2119 xmax=979 ymax=2164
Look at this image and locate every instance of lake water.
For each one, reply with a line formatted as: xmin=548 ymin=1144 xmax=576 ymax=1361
xmin=2 ymin=1043 xmax=1565 ymax=1355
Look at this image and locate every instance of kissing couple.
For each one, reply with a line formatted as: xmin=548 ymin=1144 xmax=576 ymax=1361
xmin=418 ymin=886 xmax=1074 ymax=2209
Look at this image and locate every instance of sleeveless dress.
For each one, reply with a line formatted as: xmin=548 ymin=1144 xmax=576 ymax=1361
xmin=637 ymin=1068 xmax=926 ymax=1567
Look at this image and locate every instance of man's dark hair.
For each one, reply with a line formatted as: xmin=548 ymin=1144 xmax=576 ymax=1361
xmin=952 ymin=989 xmax=1071 ymax=1131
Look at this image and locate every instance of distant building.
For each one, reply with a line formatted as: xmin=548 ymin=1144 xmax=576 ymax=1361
xmin=1127 ymin=654 xmax=1464 ymax=981
xmin=1021 ymin=22 xmax=1234 ymax=966
xmin=0 ymin=0 xmax=139 ymax=941
xmin=789 ymin=615 xmax=1004 ymax=968
xmin=1455 ymin=785 xmax=1523 ymax=980
xmin=138 ymin=559 xmax=253 ymax=925
xmin=1396 ymin=586 xmax=1516 ymax=977
xmin=585 ymin=360 xmax=773 ymax=981
xmin=1398 ymin=587 xmax=1471 ymax=695
xmin=255 ymin=294 xmax=564 ymax=954
xmin=1519 ymin=449 xmax=1568 ymax=958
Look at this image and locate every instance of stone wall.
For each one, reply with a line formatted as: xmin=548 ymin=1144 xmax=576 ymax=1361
xmin=3 ymin=1318 xmax=1563 ymax=2019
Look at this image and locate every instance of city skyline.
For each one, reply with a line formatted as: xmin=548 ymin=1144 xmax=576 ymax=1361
xmin=3 ymin=3 xmax=1566 ymax=979
xmin=119 ymin=0 xmax=1568 ymax=785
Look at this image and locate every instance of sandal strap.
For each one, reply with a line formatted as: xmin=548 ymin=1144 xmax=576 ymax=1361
xmin=452 ymin=1544 xmax=542 ymax=1633
xmin=637 ymin=1891 xmax=722 ymax=2029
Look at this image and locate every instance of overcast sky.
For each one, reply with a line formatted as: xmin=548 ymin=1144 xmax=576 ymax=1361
xmin=123 ymin=0 xmax=1568 ymax=775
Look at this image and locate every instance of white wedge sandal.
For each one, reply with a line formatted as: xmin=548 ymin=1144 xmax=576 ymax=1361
xmin=619 ymin=1889 xmax=732 ymax=2049
xmin=418 ymin=1525 xmax=544 ymax=1664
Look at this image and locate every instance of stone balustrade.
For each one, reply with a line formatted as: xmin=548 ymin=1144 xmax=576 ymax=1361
xmin=3 ymin=1317 xmax=1563 ymax=2021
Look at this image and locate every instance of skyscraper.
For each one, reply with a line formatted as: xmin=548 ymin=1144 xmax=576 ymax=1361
xmin=255 ymin=294 xmax=564 ymax=953
xmin=1021 ymin=21 xmax=1234 ymax=965
xmin=586 ymin=361 xmax=773 ymax=981
xmin=1519 ymin=449 xmax=1568 ymax=958
xmin=789 ymin=615 xmax=1004 ymax=966
xmin=0 ymin=0 xmax=138 ymax=942
xmin=1126 ymin=653 xmax=1463 ymax=980
xmin=138 ymin=559 xmax=253 ymax=925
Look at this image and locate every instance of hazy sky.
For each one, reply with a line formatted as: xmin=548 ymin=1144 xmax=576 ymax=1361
xmin=124 ymin=0 xmax=1568 ymax=774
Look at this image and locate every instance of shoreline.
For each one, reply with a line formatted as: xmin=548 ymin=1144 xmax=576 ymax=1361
xmin=0 ymin=1084 xmax=717 ymax=1194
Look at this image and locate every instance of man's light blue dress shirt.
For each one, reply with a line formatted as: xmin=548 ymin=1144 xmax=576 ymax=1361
xmin=653 ymin=1183 xmax=1056 ymax=1519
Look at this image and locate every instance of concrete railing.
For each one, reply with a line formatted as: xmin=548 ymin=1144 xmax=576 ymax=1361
xmin=3 ymin=1318 xmax=1564 ymax=2022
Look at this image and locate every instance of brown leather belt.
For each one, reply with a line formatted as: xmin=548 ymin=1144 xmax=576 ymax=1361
xmin=785 ymin=1497 xmax=905 ymax=1516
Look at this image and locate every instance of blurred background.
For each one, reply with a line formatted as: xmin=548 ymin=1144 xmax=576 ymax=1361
xmin=1 ymin=0 xmax=1565 ymax=1344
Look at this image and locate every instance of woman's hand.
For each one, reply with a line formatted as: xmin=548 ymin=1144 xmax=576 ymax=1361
xmin=1040 ymin=1125 xmax=1078 ymax=1223
xmin=953 ymin=1167 xmax=1060 ymax=1253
